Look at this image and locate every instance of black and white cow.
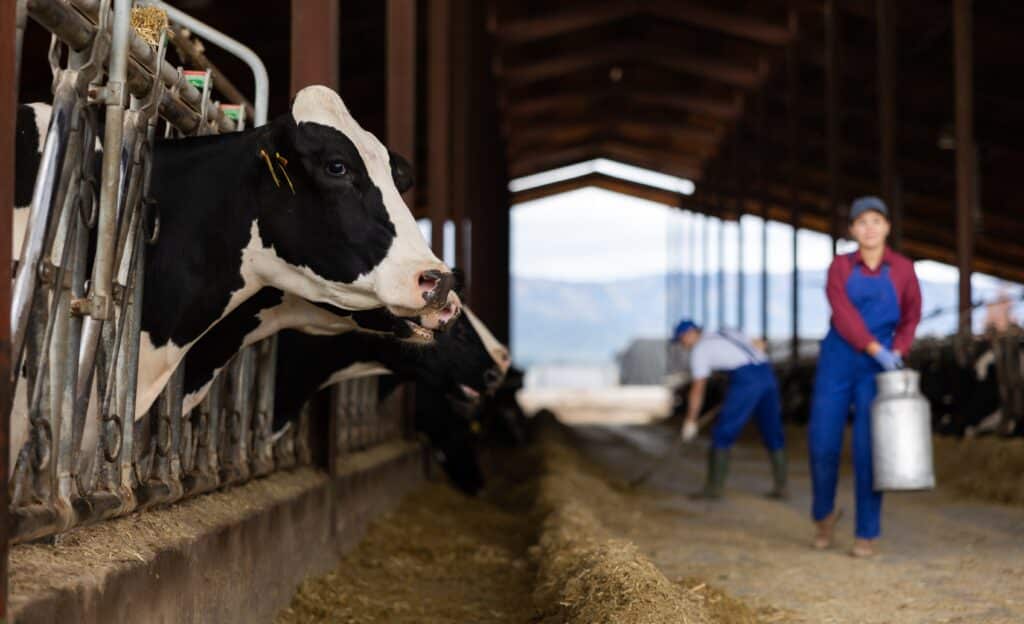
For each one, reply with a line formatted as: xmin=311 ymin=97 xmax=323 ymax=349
xmin=272 ymin=307 xmax=510 ymax=493
xmin=12 ymin=86 xmax=458 ymax=471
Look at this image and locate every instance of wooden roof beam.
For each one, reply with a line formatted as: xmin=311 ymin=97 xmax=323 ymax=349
xmin=509 ymin=140 xmax=703 ymax=180
xmin=495 ymin=3 xmax=632 ymax=44
xmin=511 ymin=172 xmax=685 ymax=206
xmin=502 ymin=43 xmax=765 ymax=89
xmin=646 ymin=0 xmax=793 ymax=46
xmin=507 ymin=90 xmax=743 ymax=121
xmin=495 ymin=1 xmax=793 ymax=46
xmin=507 ymin=116 xmax=721 ymax=150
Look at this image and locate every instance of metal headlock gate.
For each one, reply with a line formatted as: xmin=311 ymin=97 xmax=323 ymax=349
xmin=9 ymin=0 xmax=408 ymax=557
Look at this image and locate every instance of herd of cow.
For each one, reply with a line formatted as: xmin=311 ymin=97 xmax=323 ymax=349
xmin=13 ymin=85 xmax=526 ymax=502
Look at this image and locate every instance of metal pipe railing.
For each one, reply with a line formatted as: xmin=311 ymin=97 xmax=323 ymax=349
xmin=10 ymin=0 xmax=413 ymax=548
xmin=147 ymin=0 xmax=269 ymax=126
xmin=26 ymin=0 xmax=236 ymax=134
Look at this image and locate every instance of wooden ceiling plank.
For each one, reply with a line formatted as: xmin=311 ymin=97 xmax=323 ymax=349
xmin=646 ymin=0 xmax=793 ymax=46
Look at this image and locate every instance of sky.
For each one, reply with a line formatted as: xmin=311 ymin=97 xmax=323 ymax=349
xmin=511 ymin=186 xmax=845 ymax=282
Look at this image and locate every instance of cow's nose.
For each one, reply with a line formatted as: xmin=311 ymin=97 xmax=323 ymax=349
xmin=417 ymin=291 xmax=461 ymax=331
xmin=484 ymin=367 xmax=504 ymax=390
xmin=420 ymin=270 xmax=456 ymax=309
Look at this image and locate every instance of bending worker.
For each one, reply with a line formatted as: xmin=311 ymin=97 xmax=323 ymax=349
xmin=673 ymin=320 xmax=787 ymax=500
xmin=808 ymin=196 xmax=921 ymax=558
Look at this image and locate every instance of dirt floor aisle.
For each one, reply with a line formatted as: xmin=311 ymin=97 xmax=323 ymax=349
xmin=574 ymin=423 xmax=1024 ymax=624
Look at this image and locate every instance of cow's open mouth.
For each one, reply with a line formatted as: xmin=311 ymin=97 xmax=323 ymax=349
xmin=403 ymin=320 xmax=436 ymax=343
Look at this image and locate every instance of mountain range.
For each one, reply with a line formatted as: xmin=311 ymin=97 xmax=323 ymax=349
xmin=511 ymin=271 xmax=987 ymax=366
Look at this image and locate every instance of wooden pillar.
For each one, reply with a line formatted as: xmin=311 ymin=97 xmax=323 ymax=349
xmin=450 ymin=1 xmax=474 ymax=273
xmin=290 ymin=0 xmax=339 ymax=94
xmin=953 ymin=0 xmax=974 ymax=334
xmin=0 ymin=0 xmax=15 ymax=614
xmin=825 ymin=0 xmax=843 ymax=253
xmin=427 ymin=0 xmax=452 ymax=255
xmin=877 ymin=0 xmax=901 ymax=249
xmin=788 ymin=10 xmax=801 ymax=363
xmin=387 ymin=0 xmax=417 ymax=203
xmin=467 ymin=0 xmax=510 ymax=340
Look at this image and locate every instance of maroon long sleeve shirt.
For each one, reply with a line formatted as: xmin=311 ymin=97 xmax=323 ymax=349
xmin=825 ymin=247 xmax=922 ymax=355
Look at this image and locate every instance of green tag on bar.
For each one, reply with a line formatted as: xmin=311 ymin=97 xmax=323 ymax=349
xmin=183 ymin=70 xmax=208 ymax=90
xmin=221 ymin=104 xmax=244 ymax=122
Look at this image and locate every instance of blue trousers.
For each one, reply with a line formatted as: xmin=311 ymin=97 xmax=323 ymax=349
xmin=712 ymin=363 xmax=785 ymax=452
xmin=808 ymin=333 xmax=883 ymax=539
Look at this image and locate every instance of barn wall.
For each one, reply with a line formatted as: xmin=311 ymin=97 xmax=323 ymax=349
xmin=10 ymin=442 xmax=424 ymax=624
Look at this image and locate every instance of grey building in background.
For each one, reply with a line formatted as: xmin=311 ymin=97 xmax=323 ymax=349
xmin=617 ymin=339 xmax=689 ymax=385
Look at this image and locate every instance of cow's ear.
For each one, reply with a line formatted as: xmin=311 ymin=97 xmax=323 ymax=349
xmin=388 ymin=150 xmax=415 ymax=193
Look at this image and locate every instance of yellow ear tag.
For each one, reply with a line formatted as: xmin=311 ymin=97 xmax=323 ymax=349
xmin=258 ymin=148 xmax=281 ymax=188
xmin=275 ymin=152 xmax=296 ymax=195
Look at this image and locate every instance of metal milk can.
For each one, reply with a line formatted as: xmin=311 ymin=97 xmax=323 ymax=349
xmin=870 ymin=369 xmax=936 ymax=491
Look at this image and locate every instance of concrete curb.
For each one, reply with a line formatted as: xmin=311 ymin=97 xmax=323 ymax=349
xmin=10 ymin=441 xmax=424 ymax=624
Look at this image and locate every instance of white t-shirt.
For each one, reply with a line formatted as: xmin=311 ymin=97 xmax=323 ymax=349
xmin=689 ymin=329 xmax=767 ymax=380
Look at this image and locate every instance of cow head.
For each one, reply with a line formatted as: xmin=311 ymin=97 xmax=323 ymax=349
xmin=415 ymin=306 xmax=510 ymax=400
xmin=250 ymin=85 xmax=458 ymax=323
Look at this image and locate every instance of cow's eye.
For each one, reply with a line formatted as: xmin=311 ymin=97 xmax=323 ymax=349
xmin=325 ymin=160 xmax=348 ymax=177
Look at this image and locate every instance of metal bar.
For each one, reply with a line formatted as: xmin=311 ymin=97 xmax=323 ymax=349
xmin=290 ymin=0 xmax=339 ymax=95
xmin=877 ymin=0 xmax=899 ymax=249
xmin=825 ymin=0 xmax=842 ymax=253
xmin=734 ymin=135 xmax=745 ymax=332
xmin=428 ymin=0 xmax=451 ymax=254
xmin=689 ymin=211 xmax=698 ymax=320
xmin=0 ymin=0 xmax=17 ymax=610
xmin=151 ymin=1 xmax=269 ymax=126
xmin=387 ymin=0 xmax=417 ymax=202
xmin=717 ymin=206 xmax=725 ymax=329
xmin=90 ymin=0 xmax=132 ymax=323
xmin=11 ymin=86 xmax=74 ymax=378
xmin=756 ymin=92 xmax=769 ymax=343
xmin=702 ymin=215 xmax=710 ymax=327
xmin=28 ymin=0 xmax=235 ymax=133
xmin=788 ymin=10 xmax=800 ymax=364
xmin=166 ymin=26 xmax=254 ymax=122
xmin=251 ymin=336 xmax=277 ymax=476
xmin=953 ymin=0 xmax=974 ymax=336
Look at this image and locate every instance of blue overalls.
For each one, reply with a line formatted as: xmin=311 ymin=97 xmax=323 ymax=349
xmin=809 ymin=265 xmax=900 ymax=539
xmin=711 ymin=336 xmax=785 ymax=452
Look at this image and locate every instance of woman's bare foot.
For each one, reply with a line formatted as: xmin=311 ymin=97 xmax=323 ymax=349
xmin=850 ymin=538 xmax=877 ymax=558
xmin=813 ymin=509 xmax=843 ymax=550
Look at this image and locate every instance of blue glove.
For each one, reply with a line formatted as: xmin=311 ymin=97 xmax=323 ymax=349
xmin=872 ymin=348 xmax=902 ymax=371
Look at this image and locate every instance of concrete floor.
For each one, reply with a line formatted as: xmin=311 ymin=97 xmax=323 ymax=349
xmin=570 ymin=421 xmax=1024 ymax=624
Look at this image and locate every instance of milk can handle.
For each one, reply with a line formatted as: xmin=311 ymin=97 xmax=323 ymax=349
xmin=899 ymin=371 xmax=912 ymax=395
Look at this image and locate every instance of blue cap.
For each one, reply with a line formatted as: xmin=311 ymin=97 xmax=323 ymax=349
xmin=849 ymin=196 xmax=888 ymax=223
xmin=672 ymin=319 xmax=699 ymax=342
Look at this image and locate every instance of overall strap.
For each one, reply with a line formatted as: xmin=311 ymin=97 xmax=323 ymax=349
xmin=714 ymin=330 xmax=761 ymax=365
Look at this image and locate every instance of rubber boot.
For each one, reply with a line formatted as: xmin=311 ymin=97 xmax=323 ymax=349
xmin=765 ymin=449 xmax=789 ymax=499
xmin=690 ymin=448 xmax=729 ymax=500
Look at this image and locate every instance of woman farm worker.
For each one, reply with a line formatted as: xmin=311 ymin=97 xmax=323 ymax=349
xmin=808 ymin=196 xmax=921 ymax=558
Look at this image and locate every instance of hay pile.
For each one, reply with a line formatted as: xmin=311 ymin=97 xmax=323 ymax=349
xmin=276 ymin=482 xmax=536 ymax=624
xmin=934 ymin=435 xmax=1024 ymax=506
xmin=130 ymin=7 xmax=169 ymax=47
xmin=277 ymin=423 xmax=759 ymax=623
xmin=530 ymin=431 xmax=711 ymax=624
